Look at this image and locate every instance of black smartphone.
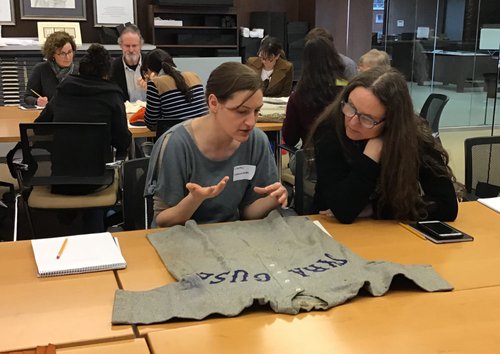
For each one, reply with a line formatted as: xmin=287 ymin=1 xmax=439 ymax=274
xmin=416 ymin=221 xmax=463 ymax=240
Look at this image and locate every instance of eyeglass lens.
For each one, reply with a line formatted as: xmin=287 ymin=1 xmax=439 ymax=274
xmin=342 ymin=102 xmax=379 ymax=128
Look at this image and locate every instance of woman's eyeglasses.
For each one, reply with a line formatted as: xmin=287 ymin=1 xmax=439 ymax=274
xmin=55 ymin=50 xmax=74 ymax=57
xmin=341 ymin=101 xmax=385 ymax=129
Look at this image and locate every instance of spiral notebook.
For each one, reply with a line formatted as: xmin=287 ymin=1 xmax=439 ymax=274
xmin=31 ymin=232 xmax=127 ymax=277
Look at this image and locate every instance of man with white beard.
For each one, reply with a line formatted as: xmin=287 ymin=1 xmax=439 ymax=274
xmin=110 ymin=24 xmax=147 ymax=102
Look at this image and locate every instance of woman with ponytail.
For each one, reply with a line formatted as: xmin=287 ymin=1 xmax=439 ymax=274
xmin=142 ymin=49 xmax=207 ymax=131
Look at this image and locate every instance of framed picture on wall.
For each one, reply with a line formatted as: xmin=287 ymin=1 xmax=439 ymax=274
xmin=21 ymin=0 xmax=87 ymax=21
xmin=0 ymin=0 xmax=15 ymax=25
xmin=94 ymin=0 xmax=136 ymax=26
xmin=37 ymin=21 xmax=82 ymax=45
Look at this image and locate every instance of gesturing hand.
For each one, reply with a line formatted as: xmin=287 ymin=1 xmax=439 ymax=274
xmin=186 ymin=176 xmax=230 ymax=202
xmin=254 ymin=182 xmax=288 ymax=208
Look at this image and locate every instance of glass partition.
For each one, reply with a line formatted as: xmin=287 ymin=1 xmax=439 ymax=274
xmin=371 ymin=0 xmax=499 ymax=183
xmin=373 ymin=0 xmax=499 ymax=130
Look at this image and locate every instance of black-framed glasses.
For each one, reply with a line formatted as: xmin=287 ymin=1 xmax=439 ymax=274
xmin=341 ymin=101 xmax=385 ymax=129
xmin=55 ymin=50 xmax=74 ymax=57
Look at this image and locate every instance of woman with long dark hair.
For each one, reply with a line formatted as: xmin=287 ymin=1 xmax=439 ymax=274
xmin=283 ymin=36 xmax=346 ymax=148
xmin=307 ymin=67 xmax=458 ymax=224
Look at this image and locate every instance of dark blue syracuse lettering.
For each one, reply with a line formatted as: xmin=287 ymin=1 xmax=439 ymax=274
xmin=231 ymin=269 xmax=249 ymax=283
xmin=287 ymin=253 xmax=348 ymax=278
xmin=210 ymin=271 xmax=230 ymax=284
xmin=288 ymin=268 xmax=309 ymax=277
xmin=303 ymin=264 xmax=329 ymax=272
xmin=197 ymin=272 xmax=213 ymax=280
xmin=254 ymin=273 xmax=271 ymax=282
xmin=324 ymin=253 xmax=348 ymax=266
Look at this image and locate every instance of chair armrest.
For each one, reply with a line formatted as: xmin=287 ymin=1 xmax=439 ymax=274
xmin=462 ymin=192 xmax=479 ymax=201
xmin=278 ymin=143 xmax=298 ymax=155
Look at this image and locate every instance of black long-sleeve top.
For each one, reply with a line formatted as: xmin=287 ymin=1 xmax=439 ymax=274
xmin=35 ymin=74 xmax=131 ymax=159
xmin=313 ymin=124 xmax=458 ymax=224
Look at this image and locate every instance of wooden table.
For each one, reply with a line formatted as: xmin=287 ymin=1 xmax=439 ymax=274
xmin=0 ymin=239 xmax=134 ymax=352
xmin=58 ymin=339 xmax=150 ymax=354
xmin=146 ymin=286 xmax=500 ymax=354
xmin=114 ymin=201 xmax=500 ymax=335
xmin=0 ymin=106 xmax=40 ymax=142
xmin=0 ymin=106 xmax=283 ymax=142
xmin=0 ymin=106 xmax=283 ymax=168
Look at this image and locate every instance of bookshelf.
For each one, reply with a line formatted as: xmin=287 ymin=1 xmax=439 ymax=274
xmin=147 ymin=5 xmax=239 ymax=57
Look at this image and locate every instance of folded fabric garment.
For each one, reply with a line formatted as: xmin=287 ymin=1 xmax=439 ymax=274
xmin=112 ymin=211 xmax=452 ymax=324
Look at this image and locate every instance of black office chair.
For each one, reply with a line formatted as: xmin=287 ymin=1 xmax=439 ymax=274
xmin=13 ymin=122 xmax=120 ymax=238
xmin=279 ymin=144 xmax=315 ymax=215
xmin=141 ymin=118 xmax=186 ymax=157
xmin=121 ymin=157 xmax=153 ymax=230
xmin=419 ymin=93 xmax=450 ymax=142
xmin=483 ymin=73 xmax=499 ymax=125
xmin=464 ymin=136 xmax=500 ymax=200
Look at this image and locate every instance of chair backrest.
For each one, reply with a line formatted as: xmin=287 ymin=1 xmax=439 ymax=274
xmin=419 ymin=93 xmax=450 ymax=137
xmin=291 ymin=148 xmax=316 ymax=215
xmin=122 ymin=157 xmax=153 ymax=230
xmin=19 ymin=122 xmax=114 ymax=187
xmin=155 ymin=119 xmax=186 ymax=139
xmin=464 ymin=135 xmax=500 ymax=198
xmin=483 ymin=73 xmax=499 ymax=99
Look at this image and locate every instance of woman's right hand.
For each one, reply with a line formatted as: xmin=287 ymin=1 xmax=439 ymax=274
xmin=36 ymin=96 xmax=48 ymax=107
xmin=186 ymin=176 xmax=230 ymax=202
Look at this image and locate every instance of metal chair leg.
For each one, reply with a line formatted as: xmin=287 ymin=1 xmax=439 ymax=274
xmin=484 ymin=98 xmax=489 ymax=125
xmin=14 ymin=191 xmax=35 ymax=240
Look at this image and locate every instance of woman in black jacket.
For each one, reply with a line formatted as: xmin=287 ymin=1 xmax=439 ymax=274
xmin=308 ymin=67 xmax=458 ymax=224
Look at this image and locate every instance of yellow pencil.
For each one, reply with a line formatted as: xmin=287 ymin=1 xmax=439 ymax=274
xmin=399 ymin=223 xmax=427 ymax=241
xmin=30 ymin=89 xmax=42 ymax=98
xmin=56 ymin=238 xmax=68 ymax=259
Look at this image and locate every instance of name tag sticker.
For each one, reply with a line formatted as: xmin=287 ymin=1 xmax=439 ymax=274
xmin=233 ymin=165 xmax=256 ymax=181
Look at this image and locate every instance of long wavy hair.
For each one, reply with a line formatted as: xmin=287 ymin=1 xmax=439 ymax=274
xmin=306 ymin=67 xmax=456 ymax=221
xmin=295 ymin=36 xmax=346 ymax=110
xmin=142 ymin=48 xmax=193 ymax=102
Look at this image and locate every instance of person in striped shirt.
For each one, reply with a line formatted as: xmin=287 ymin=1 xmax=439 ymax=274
xmin=142 ymin=49 xmax=208 ymax=132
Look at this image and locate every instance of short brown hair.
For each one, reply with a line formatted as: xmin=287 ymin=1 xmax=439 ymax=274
xmin=206 ymin=62 xmax=262 ymax=103
xmin=42 ymin=31 xmax=77 ymax=60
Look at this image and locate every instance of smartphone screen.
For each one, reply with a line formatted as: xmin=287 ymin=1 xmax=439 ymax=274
xmin=416 ymin=221 xmax=463 ymax=240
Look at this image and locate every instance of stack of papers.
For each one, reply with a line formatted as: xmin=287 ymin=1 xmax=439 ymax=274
xmin=263 ymin=97 xmax=289 ymax=105
xmin=125 ymin=100 xmax=146 ymax=114
xmin=478 ymin=197 xmax=500 ymax=213
xmin=154 ymin=17 xmax=183 ymax=26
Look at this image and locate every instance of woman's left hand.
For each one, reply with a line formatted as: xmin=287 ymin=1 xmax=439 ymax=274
xmin=254 ymin=182 xmax=288 ymax=208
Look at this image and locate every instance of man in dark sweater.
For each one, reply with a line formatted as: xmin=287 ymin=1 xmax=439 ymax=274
xmin=110 ymin=24 xmax=147 ymax=102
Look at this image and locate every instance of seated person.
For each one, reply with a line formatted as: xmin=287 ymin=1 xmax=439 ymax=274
xmin=147 ymin=62 xmax=288 ymax=227
xmin=142 ymin=48 xmax=208 ymax=132
xmin=283 ymin=36 xmax=346 ymax=151
xmin=110 ymin=24 xmax=147 ymax=102
xmin=308 ymin=67 xmax=458 ymax=224
xmin=24 ymin=31 xmax=77 ymax=108
xmin=305 ymin=27 xmax=357 ymax=80
xmin=36 ymin=43 xmax=132 ymax=194
xmin=246 ymin=36 xmax=293 ymax=97
xmin=357 ymin=49 xmax=391 ymax=72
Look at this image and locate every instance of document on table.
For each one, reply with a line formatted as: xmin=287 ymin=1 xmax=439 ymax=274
xmin=31 ymin=232 xmax=127 ymax=277
xmin=478 ymin=197 xmax=500 ymax=213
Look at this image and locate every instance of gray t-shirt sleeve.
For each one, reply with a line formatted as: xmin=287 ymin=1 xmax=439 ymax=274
xmin=238 ymin=128 xmax=278 ymax=208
